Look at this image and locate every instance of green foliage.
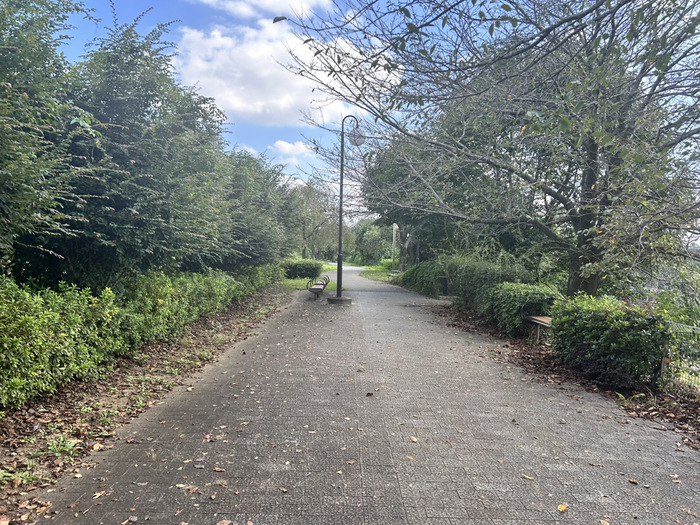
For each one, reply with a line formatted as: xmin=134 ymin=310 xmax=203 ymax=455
xmin=281 ymin=259 xmax=323 ymax=280
xmin=237 ymin=264 xmax=285 ymax=293
xmin=396 ymin=260 xmax=444 ymax=297
xmin=444 ymin=255 xmax=533 ymax=313
xmin=487 ymin=283 xmax=562 ymax=336
xmin=0 ymin=0 xmax=92 ymax=267
xmin=651 ymin=265 xmax=700 ymax=326
xmin=291 ymin=0 xmax=700 ymax=296
xmin=360 ymin=259 xmax=396 ymax=281
xmin=2 ymin=4 xmax=320 ymax=289
xmin=283 ymin=176 xmax=338 ymax=262
xmin=0 ymin=266 xmax=282 ymax=408
xmin=0 ymin=277 xmax=121 ymax=408
xmin=117 ymin=265 xmax=283 ymax=351
xmin=551 ymin=295 xmax=669 ymax=391
xmin=349 ymin=219 xmax=391 ymax=265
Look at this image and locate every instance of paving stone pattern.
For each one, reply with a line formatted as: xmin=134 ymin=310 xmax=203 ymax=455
xmin=40 ymin=266 xmax=700 ymax=524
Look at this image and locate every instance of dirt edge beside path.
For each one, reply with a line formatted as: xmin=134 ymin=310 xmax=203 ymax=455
xmin=0 ymin=285 xmax=293 ymax=524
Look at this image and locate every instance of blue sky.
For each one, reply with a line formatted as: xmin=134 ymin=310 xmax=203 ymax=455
xmin=63 ymin=0 xmax=353 ymax=178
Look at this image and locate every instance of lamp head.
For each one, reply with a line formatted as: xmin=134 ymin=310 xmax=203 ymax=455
xmin=347 ymin=126 xmax=365 ymax=146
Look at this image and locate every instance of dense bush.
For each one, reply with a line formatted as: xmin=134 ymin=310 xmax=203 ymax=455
xmin=0 ymin=266 xmax=283 ymax=408
xmin=444 ymin=255 xmax=533 ymax=313
xmin=117 ymin=266 xmax=283 ymax=352
xmin=0 ymin=278 xmax=123 ymax=408
xmin=281 ymin=259 xmax=323 ymax=280
xmin=396 ymin=260 xmax=445 ymax=297
xmin=551 ymin=295 xmax=669 ymax=390
xmin=487 ymin=283 xmax=561 ymax=336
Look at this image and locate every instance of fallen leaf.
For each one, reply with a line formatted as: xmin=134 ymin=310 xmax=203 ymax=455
xmin=557 ymin=503 xmax=568 ymax=513
xmin=280 ymin=487 xmax=288 ymax=493
xmin=522 ymin=474 xmax=534 ymax=481
xmin=410 ymin=436 xmax=418 ymax=443
xmin=216 ymin=521 xmax=233 ymax=525
xmin=0 ymin=516 xmax=11 ymax=525
xmin=629 ymin=478 xmax=639 ymax=485
xmin=601 ymin=520 xmax=610 ymax=525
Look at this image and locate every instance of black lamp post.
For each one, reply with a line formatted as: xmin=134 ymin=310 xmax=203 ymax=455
xmin=328 ymin=115 xmax=364 ymax=305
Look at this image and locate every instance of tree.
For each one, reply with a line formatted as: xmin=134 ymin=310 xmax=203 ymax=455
xmin=351 ymin=218 xmax=391 ymax=264
xmin=284 ymin=0 xmax=700 ymax=295
xmin=0 ymin=0 xmax=92 ymax=271
xmin=286 ymin=177 xmax=339 ymax=260
xmin=12 ymin=9 xmax=233 ymax=288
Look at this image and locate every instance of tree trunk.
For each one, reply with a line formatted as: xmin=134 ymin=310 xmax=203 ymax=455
xmin=566 ymin=136 xmax=601 ymax=296
xmin=567 ymin=249 xmax=600 ymax=296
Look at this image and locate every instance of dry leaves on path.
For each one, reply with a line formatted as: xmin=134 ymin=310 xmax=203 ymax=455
xmin=0 ymin=286 xmax=291 ymax=524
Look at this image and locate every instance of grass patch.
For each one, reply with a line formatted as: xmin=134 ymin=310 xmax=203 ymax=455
xmin=282 ymin=278 xmax=310 ymax=290
xmin=360 ymin=265 xmax=398 ymax=282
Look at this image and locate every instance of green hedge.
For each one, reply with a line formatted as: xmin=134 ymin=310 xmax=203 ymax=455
xmin=551 ymin=295 xmax=669 ymax=390
xmin=0 ymin=265 xmax=283 ymax=408
xmin=444 ymin=255 xmax=533 ymax=313
xmin=396 ymin=260 xmax=444 ymax=298
xmin=0 ymin=280 xmax=123 ymax=408
xmin=487 ymin=282 xmax=561 ymax=336
xmin=281 ymin=259 xmax=323 ymax=280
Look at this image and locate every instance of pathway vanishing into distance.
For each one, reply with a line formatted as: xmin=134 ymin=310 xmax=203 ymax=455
xmin=40 ymin=266 xmax=700 ymax=524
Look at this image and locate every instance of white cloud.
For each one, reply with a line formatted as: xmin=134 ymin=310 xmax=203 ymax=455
xmin=237 ymin=144 xmax=259 ymax=156
xmin=273 ymin=140 xmax=313 ymax=156
xmin=194 ymin=0 xmax=332 ymax=19
xmin=175 ymin=19 xmax=349 ymax=128
xmin=270 ymin=140 xmax=315 ymax=167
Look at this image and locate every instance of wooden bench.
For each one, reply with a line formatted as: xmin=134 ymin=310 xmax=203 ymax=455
xmin=526 ymin=315 xmax=552 ymax=344
xmin=307 ymin=275 xmax=330 ymax=300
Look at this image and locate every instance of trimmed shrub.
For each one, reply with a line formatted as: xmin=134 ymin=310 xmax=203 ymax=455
xmin=238 ymin=264 xmax=285 ymax=293
xmin=281 ymin=259 xmax=323 ymax=280
xmin=117 ymin=266 xmax=283 ymax=352
xmin=551 ymin=295 xmax=669 ymax=390
xmin=0 ymin=279 xmax=122 ymax=408
xmin=487 ymin=282 xmax=562 ymax=336
xmin=444 ymin=255 xmax=533 ymax=313
xmin=396 ymin=260 xmax=444 ymax=298
xmin=0 ymin=266 xmax=283 ymax=408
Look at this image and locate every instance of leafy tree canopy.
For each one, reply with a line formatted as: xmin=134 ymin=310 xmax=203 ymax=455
xmin=285 ymin=0 xmax=700 ymax=295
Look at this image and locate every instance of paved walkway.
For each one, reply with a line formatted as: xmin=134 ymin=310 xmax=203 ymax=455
xmin=40 ymin=266 xmax=700 ymax=524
